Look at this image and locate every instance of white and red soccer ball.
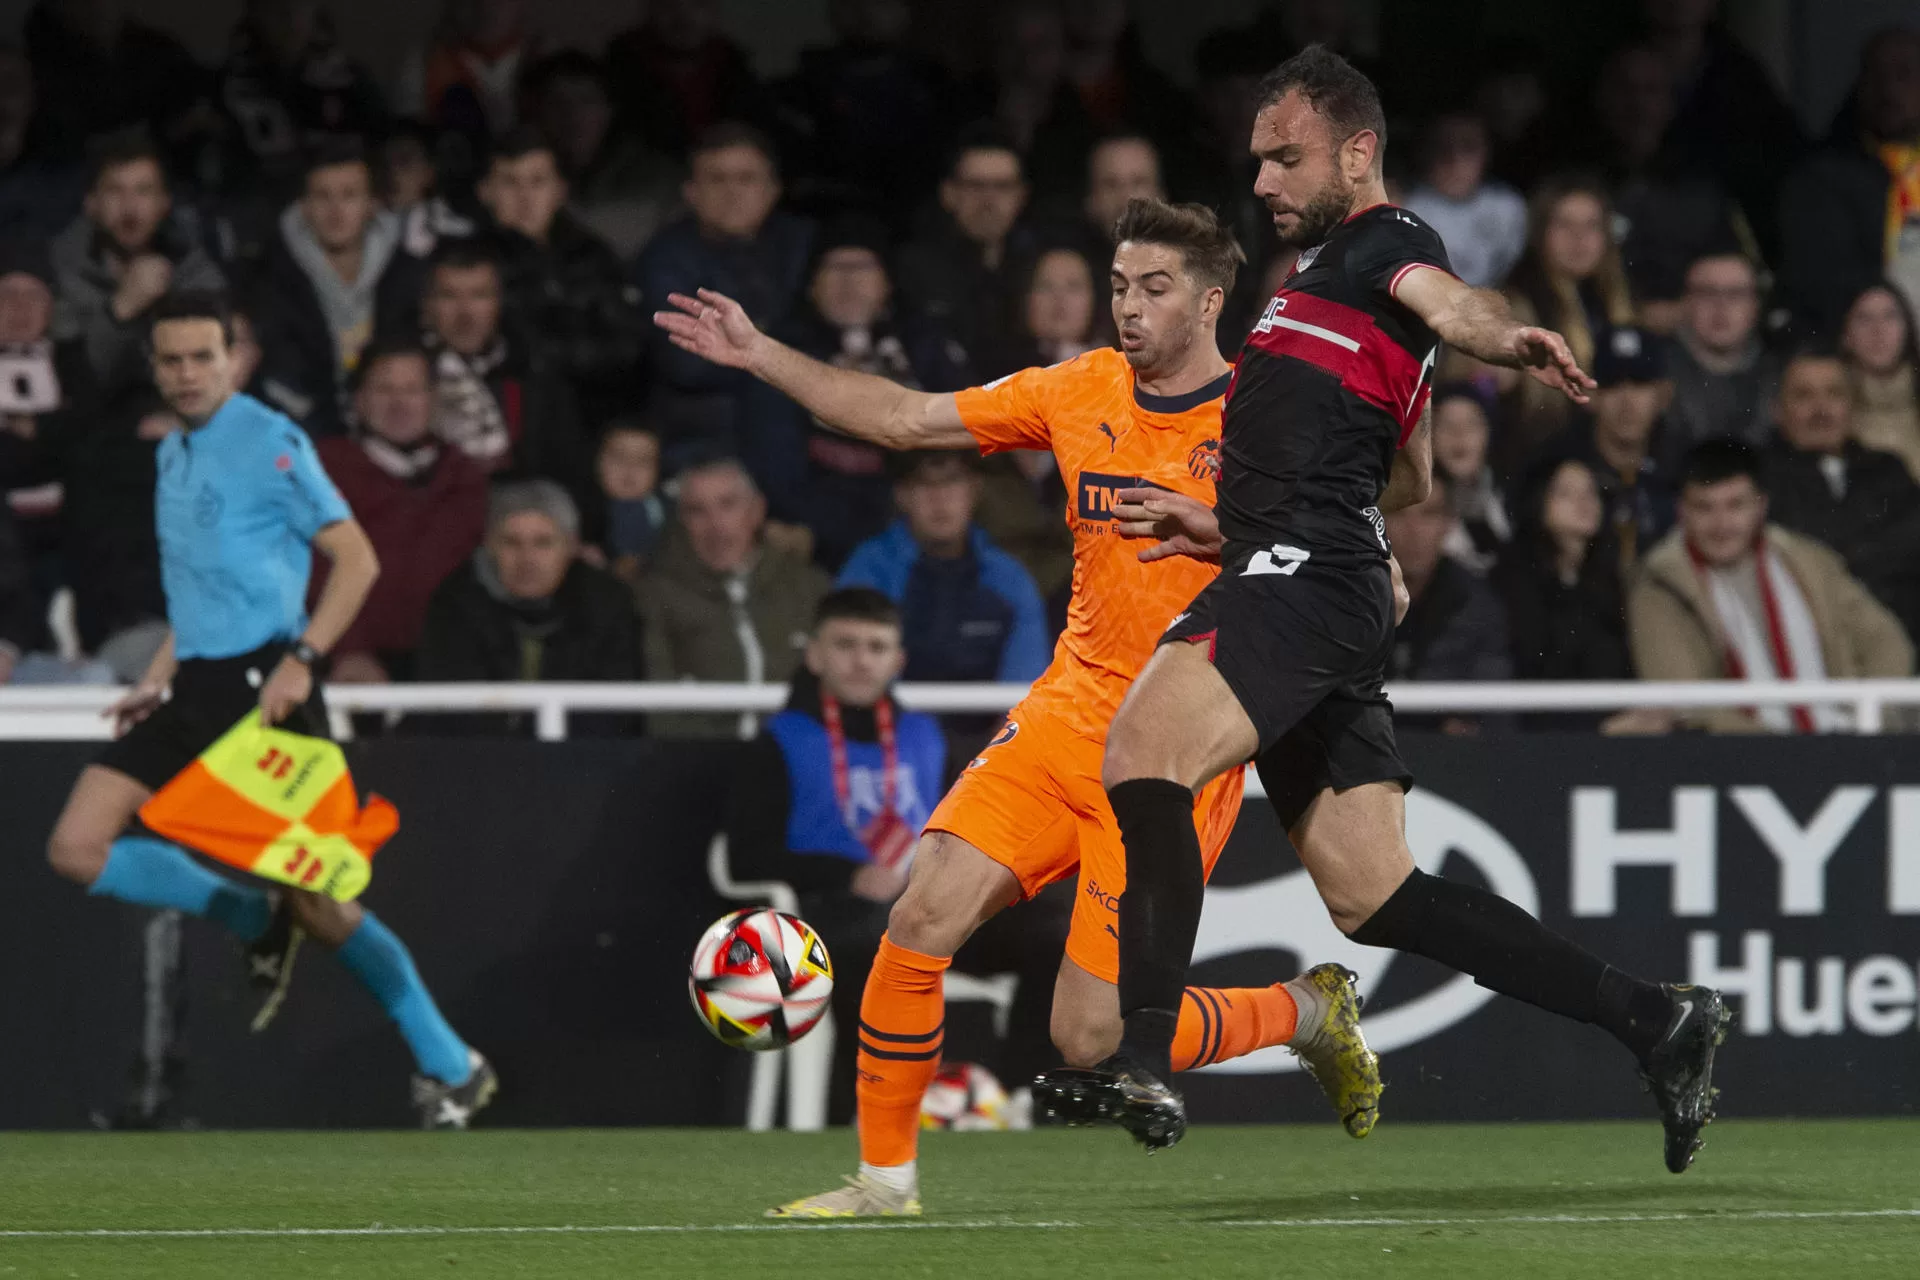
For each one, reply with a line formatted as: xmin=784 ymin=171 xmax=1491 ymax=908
xmin=688 ymin=909 xmax=835 ymax=1050
xmin=920 ymin=1061 xmax=1013 ymax=1131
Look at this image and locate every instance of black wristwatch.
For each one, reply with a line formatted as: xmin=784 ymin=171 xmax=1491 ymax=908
xmin=288 ymin=640 xmax=324 ymax=669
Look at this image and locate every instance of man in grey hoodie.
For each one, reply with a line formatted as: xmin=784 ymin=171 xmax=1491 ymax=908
xmin=245 ymin=139 xmax=420 ymax=437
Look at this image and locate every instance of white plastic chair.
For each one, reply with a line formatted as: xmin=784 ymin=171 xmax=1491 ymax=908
xmin=704 ymin=834 xmax=1020 ymax=1130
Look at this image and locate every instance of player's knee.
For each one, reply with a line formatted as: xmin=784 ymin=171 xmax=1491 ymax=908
xmin=289 ymin=892 xmax=361 ymax=948
xmin=884 ymin=886 xmax=966 ymax=957
xmin=1050 ymin=1007 xmax=1120 ymax=1067
xmin=46 ymin=826 xmax=107 ymax=885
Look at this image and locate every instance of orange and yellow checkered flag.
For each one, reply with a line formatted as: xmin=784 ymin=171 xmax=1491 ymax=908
xmin=138 ymin=711 xmax=398 ymax=901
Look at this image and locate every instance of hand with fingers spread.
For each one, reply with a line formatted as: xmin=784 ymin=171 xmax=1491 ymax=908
xmin=652 ymin=288 xmax=766 ymax=370
xmin=1113 ymin=487 xmax=1224 ymax=564
xmin=1510 ymin=326 xmax=1595 ymax=403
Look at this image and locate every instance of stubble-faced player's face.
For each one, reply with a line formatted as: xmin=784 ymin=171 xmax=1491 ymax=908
xmin=1250 ymin=89 xmax=1376 ymax=248
xmin=150 ymin=318 xmax=234 ymax=424
xmin=1109 ymin=240 xmax=1219 ymax=380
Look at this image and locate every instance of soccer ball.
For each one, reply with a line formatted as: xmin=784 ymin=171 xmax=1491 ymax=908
xmin=920 ymin=1061 xmax=1012 ymax=1131
xmin=688 ymin=909 xmax=834 ymax=1051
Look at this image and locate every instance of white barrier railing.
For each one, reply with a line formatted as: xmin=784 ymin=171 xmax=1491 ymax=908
xmin=0 ymin=677 xmax=1913 ymax=741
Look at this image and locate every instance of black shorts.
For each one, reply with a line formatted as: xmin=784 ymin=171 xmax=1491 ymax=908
xmin=1161 ymin=542 xmax=1411 ymax=830
xmin=97 ymin=642 xmax=331 ymax=792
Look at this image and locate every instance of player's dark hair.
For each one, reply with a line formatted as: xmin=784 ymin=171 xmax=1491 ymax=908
xmin=350 ymin=337 xmax=434 ymax=390
xmin=490 ymin=123 xmax=558 ymax=167
xmin=1682 ymin=438 xmax=1766 ymax=492
xmin=1257 ymin=44 xmax=1388 ymax=153
xmin=1111 ymin=197 xmax=1245 ymax=294
xmin=88 ymin=128 xmax=168 ymax=189
xmin=689 ymin=121 xmax=779 ymax=171
xmin=944 ymin=121 xmax=1023 ymax=182
xmin=303 ymin=136 xmax=370 ymax=182
xmin=814 ymin=587 xmax=901 ymax=632
xmin=426 ymin=235 xmax=503 ymax=278
xmin=148 ymin=290 xmax=234 ymax=346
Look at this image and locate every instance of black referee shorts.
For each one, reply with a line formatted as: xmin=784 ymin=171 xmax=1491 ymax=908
xmin=1160 ymin=542 xmax=1411 ymax=831
xmin=98 ymin=641 xmax=331 ymax=792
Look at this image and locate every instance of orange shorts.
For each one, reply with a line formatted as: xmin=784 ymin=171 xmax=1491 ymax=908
xmin=924 ymin=705 xmax=1244 ymax=984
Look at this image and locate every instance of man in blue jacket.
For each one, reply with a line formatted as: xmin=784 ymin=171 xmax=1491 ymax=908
xmin=837 ymin=451 xmax=1051 ymax=686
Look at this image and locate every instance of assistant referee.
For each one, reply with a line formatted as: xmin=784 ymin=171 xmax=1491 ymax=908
xmin=46 ymin=291 xmax=495 ymax=1129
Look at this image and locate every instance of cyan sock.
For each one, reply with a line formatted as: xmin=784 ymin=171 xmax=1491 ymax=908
xmin=90 ymin=835 xmax=271 ymax=942
xmin=336 ymin=910 xmax=472 ymax=1085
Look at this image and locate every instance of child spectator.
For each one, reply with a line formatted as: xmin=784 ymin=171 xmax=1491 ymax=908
xmin=582 ymin=419 xmax=669 ymax=590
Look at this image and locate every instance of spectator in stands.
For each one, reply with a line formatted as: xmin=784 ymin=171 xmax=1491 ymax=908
xmin=479 ymin=126 xmax=646 ymax=429
xmin=1059 ymin=134 xmax=1164 ymax=298
xmin=1589 ymin=44 xmax=1742 ymax=329
xmin=315 ymin=341 xmax=488 ymax=683
xmin=1839 ymin=282 xmax=1920 ymax=484
xmin=637 ymin=456 xmax=830 ymax=739
xmin=1780 ymin=27 xmax=1920 ymax=336
xmin=1763 ymin=349 xmax=1920 ymax=643
xmin=417 ymin=236 xmax=590 ymax=501
xmin=50 ymin=134 xmax=225 ymax=396
xmin=416 ymin=479 xmax=642 ymax=732
xmin=521 ymin=50 xmax=680 ymax=262
xmin=1185 ymin=29 xmax=1276 ymax=346
xmin=604 ymin=0 xmax=771 ymax=160
xmin=1629 ymin=439 xmax=1913 ymax=733
xmin=635 ymin=123 xmax=812 ymax=463
xmin=396 ymin=0 xmax=544 ymax=140
xmin=1023 ymin=247 xmax=1100 ymax=368
xmin=1543 ymin=326 xmax=1679 ymax=571
xmin=748 ymin=215 xmax=970 ymax=572
xmin=1430 ymin=385 xmax=1510 ymax=569
xmin=248 ymin=141 xmax=414 ymax=438
xmin=0 ymin=44 xmax=87 ymax=246
xmin=838 ymin=451 xmax=1050 ymax=686
xmin=1493 ymin=458 xmax=1639 ymax=730
xmin=1403 ymin=113 xmax=1527 ymax=289
xmin=580 ymin=418 xmax=669 ymax=590
xmin=1662 ymin=250 xmax=1779 ymax=470
xmin=19 ymin=0 xmax=208 ymax=165
xmin=896 ymin=127 xmax=1037 ymax=382
xmin=0 ymin=240 xmax=78 ymax=653
xmin=378 ymin=120 xmax=478 ymax=261
xmin=1475 ymin=37 xmax=1556 ymax=191
xmin=724 ymin=587 xmax=1067 ymax=1124
xmin=1498 ymin=176 xmax=1637 ymax=473
xmin=1384 ymin=484 xmax=1512 ymax=733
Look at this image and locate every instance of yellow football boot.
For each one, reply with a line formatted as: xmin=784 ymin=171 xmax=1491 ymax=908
xmin=1289 ymin=963 xmax=1383 ymax=1139
xmin=766 ymin=1173 xmax=922 ymax=1219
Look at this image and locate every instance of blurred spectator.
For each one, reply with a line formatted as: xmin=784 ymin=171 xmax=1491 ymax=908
xmin=215 ymin=0 xmax=388 ymax=202
xmin=1185 ymin=29 xmax=1275 ymax=345
xmin=50 ymin=134 xmax=226 ymax=396
xmin=780 ymin=0 xmax=951 ymax=215
xmin=415 ymin=480 xmax=641 ymax=729
xmin=1839 ymin=282 xmax=1920 ymax=484
xmin=20 ymin=0 xmax=208 ymax=165
xmin=1493 ymin=458 xmax=1636 ymax=729
xmin=1403 ymin=113 xmax=1526 ymax=289
xmin=0 ymin=44 xmax=87 ymax=245
xmin=837 ymin=451 xmax=1050 ymax=685
xmin=724 ymin=587 xmax=1066 ymax=1123
xmin=747 ymin=214 xmax=969 ymax=571
xmin=314 ymin=341 xmax=488 ymax=683
xmin=1021 ymin=246 xmax=1101 ymax=367
xmin=635 ymin=123 xmax=813 ymax=463
xmin=1055 ymin=134 xmax=1163 ymax=303
xmin=417 ymin=236 xmax=590 ymax=500
xmin=1763 ymin=349 xmax=1920 ymax=643
xmin=247 ymin=141 xmax=415 ymax=438
xmin=604 ymin=0 xmax=771 ymax=160
xmin=983 ymin=2 xmax=1066 ymax=158
xmin=1662 ymin=250 xmax=1779 ymax=470
xmin=378 ymin=121 xmax=479 ymax=260
xmin=1780 ymin=28 xmax=1920 ymax=336
xmin=580 ymin=418 xmax=669 ymax=591
xmin=0 ymin=240 xmax=81 ymax=650
xmin=1542 ymin=326 xmax=1678 ymax=571
xmin=1498 ymin=176 xmax=1636 ymax=472
xmin=1474 ymin=38 xmax=1556 ymax=192
xmin=479 ymin=126 xmax=646 ymax=429
xmin=1385 ymin=485 xmax=1512 ymax=733
xmin=637 ymin=456 xmax=830 ymax=739
xmin=897 ymin=127 xmax=1037 ymax=382
xmin=1629 ymin=439 xmax=1912 ymax=733
xmin=396 ymin=0 xmax=543 ymax=140
xmin=1590 ymin=44 xmax=1743 ymax=327
xmin=1430 ymin=385 xmax=1510 ymax=568
xmin=521 ymin=50 xmax=680 ymax=261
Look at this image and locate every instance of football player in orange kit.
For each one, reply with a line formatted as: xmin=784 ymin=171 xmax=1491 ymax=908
xmin=656 ymin=198 xmax=1384 ymax=1218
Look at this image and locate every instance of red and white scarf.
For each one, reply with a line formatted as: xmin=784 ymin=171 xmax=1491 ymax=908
xmin=1687 ymin=535 xmax=1847 ymax=733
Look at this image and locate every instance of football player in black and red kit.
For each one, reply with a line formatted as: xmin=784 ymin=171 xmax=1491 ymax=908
xmin=1033 ymin=46 xmax=1729 ymax=1175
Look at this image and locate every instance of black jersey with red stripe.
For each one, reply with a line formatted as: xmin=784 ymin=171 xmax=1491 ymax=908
xmin=1218 ymin=203 xmax=1452 ymax=567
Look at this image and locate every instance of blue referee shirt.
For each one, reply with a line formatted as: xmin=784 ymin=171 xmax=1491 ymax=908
xmin=155 ymin=393 xmax=353 ymax=661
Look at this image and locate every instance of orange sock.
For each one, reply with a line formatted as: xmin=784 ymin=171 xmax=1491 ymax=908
xmin=1171 ymin=984 xmax=1299 ymax=1071
xmin=855 ymin=933 xmax=950 ymax=1168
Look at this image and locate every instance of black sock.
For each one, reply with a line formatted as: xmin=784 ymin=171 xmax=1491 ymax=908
xmin=1109 ymin=777 xmax=1205 ymax=1079
xmin=1350 ymin=869 xmax=1672 ymax=1060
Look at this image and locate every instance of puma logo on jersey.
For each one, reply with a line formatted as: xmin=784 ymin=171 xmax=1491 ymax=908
xmin=1097 ymin=422 xmax=1119 ymax=451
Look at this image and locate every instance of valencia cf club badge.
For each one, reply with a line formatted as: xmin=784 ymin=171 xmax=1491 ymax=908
xmin=1188 ymin=438 xmax=1221 ymax=481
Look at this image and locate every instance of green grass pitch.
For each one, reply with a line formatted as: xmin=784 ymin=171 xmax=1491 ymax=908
xmin=1 ymin=1120 xmax=1914 ymax=1279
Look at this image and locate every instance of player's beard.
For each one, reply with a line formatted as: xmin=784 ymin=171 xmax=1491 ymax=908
xmin=1273 ymin=175 xmax=1355 ymax=249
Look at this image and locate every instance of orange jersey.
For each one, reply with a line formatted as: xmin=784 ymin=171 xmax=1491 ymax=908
xmin=954 ymin=347 xmax=1229 ymax=741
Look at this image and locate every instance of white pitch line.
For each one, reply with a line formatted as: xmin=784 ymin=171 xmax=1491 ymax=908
xmin=2 ymin=1208 xmax=1917 ymax=1241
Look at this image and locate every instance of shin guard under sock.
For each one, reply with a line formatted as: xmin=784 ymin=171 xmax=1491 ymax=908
xmin=1172 ymin=985 xmax=1300 ymax=1072
xmin=1109 ymin=778 xmax=1206 ymax=1078
xmin=855 ymin=934 xmax=949 ymax=1168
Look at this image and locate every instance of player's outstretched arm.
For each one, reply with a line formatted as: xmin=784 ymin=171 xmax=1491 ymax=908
xmin=1114 ymin=488 xmax=1224 ymax=564
xmin=1393 ymin=268 xmax=1595 ymax=404
xmin=653 ymin=289 xmax=974 ymax=451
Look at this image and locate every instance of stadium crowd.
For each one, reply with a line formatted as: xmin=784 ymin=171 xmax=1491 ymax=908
xmin=0 ymin=0 xmax=1918 ymax=743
